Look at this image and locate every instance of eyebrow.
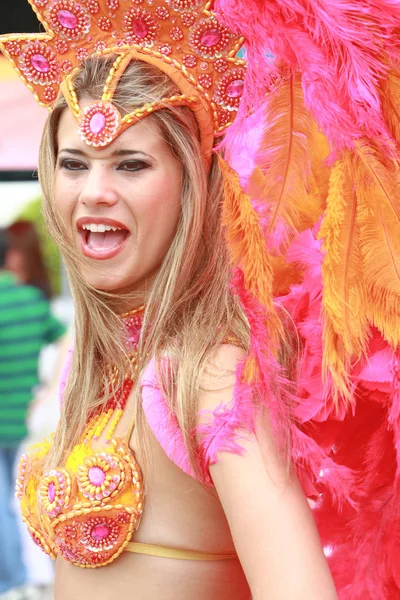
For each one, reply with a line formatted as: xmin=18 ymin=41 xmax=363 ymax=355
xmin=58 ymin=148 xmax=151 ymax=157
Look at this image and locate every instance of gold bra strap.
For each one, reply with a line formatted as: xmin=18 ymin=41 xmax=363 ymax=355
xmin=125 ymin=541 xmax=237 ymax=561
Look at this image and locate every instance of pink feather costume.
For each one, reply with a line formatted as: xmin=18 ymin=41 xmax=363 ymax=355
xmin=53 ymin=1 xmax=400 ymax=596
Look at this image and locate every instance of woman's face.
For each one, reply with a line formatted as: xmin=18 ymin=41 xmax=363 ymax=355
xmin=54 ymin=103 xmax=183 ymax=294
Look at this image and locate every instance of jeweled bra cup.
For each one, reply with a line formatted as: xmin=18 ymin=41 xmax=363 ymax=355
xmin=17 ymin=435 xmax=144 ymax=568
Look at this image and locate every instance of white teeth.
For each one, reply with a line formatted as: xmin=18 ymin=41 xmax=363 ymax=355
xmin=81 ymin=223 xmax=123 ymax=233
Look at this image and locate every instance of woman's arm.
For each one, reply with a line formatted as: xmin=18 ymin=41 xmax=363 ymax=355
xmin=197 ymin=345 xmax=338 ymax=600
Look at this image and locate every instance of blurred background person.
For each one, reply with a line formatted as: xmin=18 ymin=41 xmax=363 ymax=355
xmin=6 ymin=220 xmax=52 ymax=299
xmin=0 ymin=227 xmax=67 ymax=600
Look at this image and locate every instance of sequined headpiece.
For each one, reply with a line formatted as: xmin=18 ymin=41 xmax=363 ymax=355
xmin=0 ymin=0 xmax=245 ymax=157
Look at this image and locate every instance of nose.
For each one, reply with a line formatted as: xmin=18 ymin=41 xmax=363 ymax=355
xmin=79 ymin=164 xmax=118 ymax=208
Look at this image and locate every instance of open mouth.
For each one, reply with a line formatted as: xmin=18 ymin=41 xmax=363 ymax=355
xmin=77 ymin=220 xmax=130 ymax=260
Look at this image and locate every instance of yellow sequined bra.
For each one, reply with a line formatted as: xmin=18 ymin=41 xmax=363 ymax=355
xmin=15 ymin=310 xmax=237 ymax=568
xmin=16 ymin=408 xmax=238 ymax=568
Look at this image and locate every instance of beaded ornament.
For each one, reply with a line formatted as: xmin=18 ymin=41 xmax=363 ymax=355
xmin=0 ymin=0 xmax=245 ymax=152
xmin=15 ymin=306 xmax=146 ymax=568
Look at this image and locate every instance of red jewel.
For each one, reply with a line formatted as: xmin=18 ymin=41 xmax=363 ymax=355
xmin=43 ymin=86 xmax=57 ymax=102
xmin=181 ymin=13 xmax=195 ymax=27
xmin=93 ymin=41 xmax=107 ymax=53
xmin=170 ymin=27 xmax=184 ymax=42
xmin=98 ymin=16 xmax=112 ymax=31
xmin=55 ymin=39 xmax=69 ymax=54
xmin=182 ymin=54 xmax=197 ymax=68
xmin=155 ymin=6 xmax=169 ymax=20
xmin=76 ymin=47 xmax=89 ymax=61
xmin=87 ymin=0 xmax=99 ymax=13
xmin=169 ymin=0 xmax=203 ymax=9
xmin=106 ymin=0 xmax=119 ymax=10
xmin=5 ymin=41 xmax=22 ymax=56
xmin=199 ymin=73 xmax=212 ymax=89
xmin=215 ymin=58 xmax=228 ymax=73
xmin=61 ymin=59 xmax=73 ymax=73
xmin=159 ymin=43 xmax=172 ymax=56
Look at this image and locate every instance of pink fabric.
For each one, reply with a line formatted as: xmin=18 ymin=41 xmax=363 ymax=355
xmin=58 ymin=347 xmax=73 ymax=407
xmin=141 ymin=359 xmax=195 ymax=478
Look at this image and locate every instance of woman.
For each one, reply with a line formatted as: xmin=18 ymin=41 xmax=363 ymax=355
xmin=3 ymin=0 xmax=400 ymax=598
xmin=37 ymin=56 xmax=335 ymax=599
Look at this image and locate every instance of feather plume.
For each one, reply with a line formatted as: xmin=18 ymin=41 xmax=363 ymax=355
xmin=247 ymin=72 xmax=328 ymax=252
xmin=218 ymin=156 xmax=282 ymax=339
xmin=318 ymin=153 xmax=369 ymax=400
xmin=379 ymin=69 xmax=400 ymax=148
xmin=354 ymin=142 xmax=400 ymax=347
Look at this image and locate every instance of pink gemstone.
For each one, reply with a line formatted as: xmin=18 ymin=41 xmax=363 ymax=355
xmin=31 ymin=54 xmax=50 ymax=73
xmin=226 ymin=79 xmax=244 ymax=98
xmin=131 ymin=18 xmax=148 ymax=39
xmin=200 ymin=28 xmax=222 ymax=47
xmin=88 ymin=466 xmax=106 ymax=486
xmin=58 ymin=9 xmax=78 ymax=29
xmin=91 ymin=523 xmax=110 ymax=541
xmin=48 ymin=482 xmax=56 ymax=503
xmin=89 ymin=112 xmax=106 ymax=134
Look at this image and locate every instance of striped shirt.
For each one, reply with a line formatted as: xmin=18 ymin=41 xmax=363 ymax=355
xmin=0 ymin=271 xmax=66 ymax=447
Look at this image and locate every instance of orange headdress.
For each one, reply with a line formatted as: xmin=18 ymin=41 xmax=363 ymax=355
xmin=0 ymin=0 xmax=245 ymax=160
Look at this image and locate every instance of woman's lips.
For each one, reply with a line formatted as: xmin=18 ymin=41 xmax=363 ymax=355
xmin=76 ymin=217 xmax=130 ymax=260
xmin=78 ymin=229 xmax=130 ymax=260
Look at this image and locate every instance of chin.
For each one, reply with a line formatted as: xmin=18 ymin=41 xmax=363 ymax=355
xmin=79 ymin=266 xmax=135 ymax=293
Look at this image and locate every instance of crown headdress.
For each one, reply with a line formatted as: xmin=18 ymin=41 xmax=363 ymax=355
xmin=0 ymin=0 xmax=245 ymax=155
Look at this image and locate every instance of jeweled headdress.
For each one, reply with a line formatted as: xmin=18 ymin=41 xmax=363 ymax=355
xmin=0 ymin=0 xmax=244 ymax=155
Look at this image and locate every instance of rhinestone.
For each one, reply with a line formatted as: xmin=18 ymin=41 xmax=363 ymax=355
xmin=200 ymin=28 xmax=222 ymax=47
xmin=226 ymin=79 xmax=244 ymax=98
xmin=57 ymin=9 xmax=78 ymax=29
xmin=89 ymin=113 xmax=106 ymax=134
xmin=31 ymin=54 xmax=50 ymax=73
xmin=48 ymin=482 xmax=56 ymax=503
xmin=88 ymin=466 xmax=106 ymax=486
xmin=131 ymin=18 xmax=148 ymax=38
xmin=91 ymin=523 xmax=110 ymax=541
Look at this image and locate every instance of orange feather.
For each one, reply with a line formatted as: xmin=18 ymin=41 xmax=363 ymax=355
xmin=249 ymin=71 xmax=329 ymax=252
xmin=318 ymin=152 xmax=369 ymax=402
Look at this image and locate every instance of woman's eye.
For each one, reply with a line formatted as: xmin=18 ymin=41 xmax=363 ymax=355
xmin=60 ymin=159 xmax=87 ymax=171
xmin=118 ymin=160 xmax=148 ymax=172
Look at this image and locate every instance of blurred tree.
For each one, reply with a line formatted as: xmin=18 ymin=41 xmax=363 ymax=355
xmin=16 ymin=197 xmax=62 ymax=295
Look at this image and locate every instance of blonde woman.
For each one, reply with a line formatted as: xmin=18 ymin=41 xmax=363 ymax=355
xmin=33 ymin=56 xmax=335 ymax=600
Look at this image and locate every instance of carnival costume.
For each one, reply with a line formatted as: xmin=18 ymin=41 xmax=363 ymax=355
xmin=1 ymin=0 xmax=400 ymax=597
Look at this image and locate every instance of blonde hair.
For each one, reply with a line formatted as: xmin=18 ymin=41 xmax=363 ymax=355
xmin=39 ymin=56 xmax=250 ymax=478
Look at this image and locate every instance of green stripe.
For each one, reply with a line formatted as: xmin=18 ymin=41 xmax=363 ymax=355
xmin=0 ymin=391 xmax=32 ymax=402
xmin=0 ymin=375 xmax=37 ymax=389
xmin=0 ymin=362 xmax=37 ymax=375
xmin=0 ymin=341 xmax=42 ymax=357
xmin=0 ymin=407 xmax=29 ymax=419
xmin=0 ymin=321 xmax=49 ymax=338
xmin=0 ymin=304 xmax=47 ymax=323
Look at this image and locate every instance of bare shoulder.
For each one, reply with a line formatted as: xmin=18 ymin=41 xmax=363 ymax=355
xmin=197 ymin=342 xmax=247 ymax=414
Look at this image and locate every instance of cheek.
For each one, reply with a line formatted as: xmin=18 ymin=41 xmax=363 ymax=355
xmin=135 ymin=177 xmax=181 ymax=247
xmin=54 ymin=175 xmax=77 ymax=226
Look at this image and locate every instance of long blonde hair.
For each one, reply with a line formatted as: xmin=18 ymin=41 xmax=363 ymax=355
xmin=39 ymin=55 xmax=250 ymax=478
